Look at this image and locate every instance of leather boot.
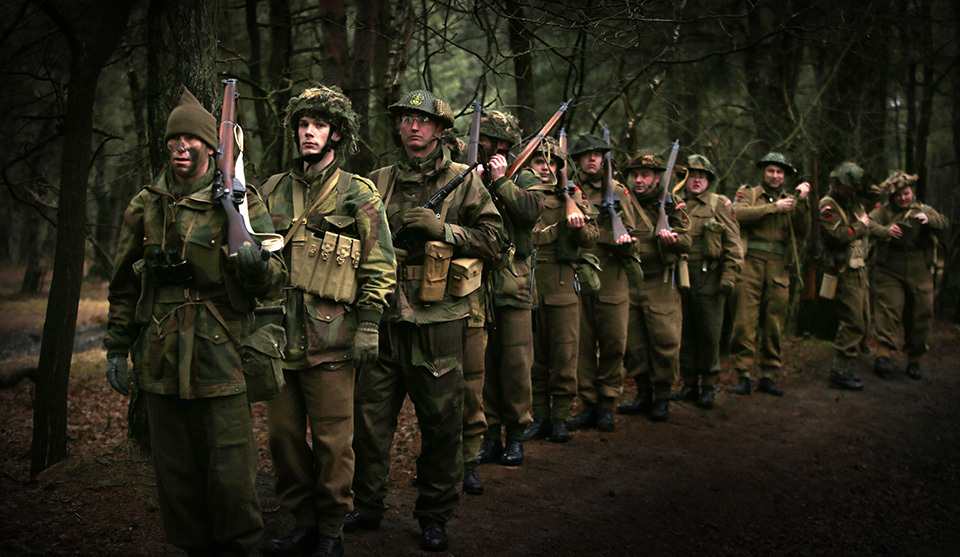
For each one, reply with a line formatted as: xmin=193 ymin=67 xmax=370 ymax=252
xmin=756 ymin=377 xmax=784 ymax=397
xmin=617 ymin=389 xmax=653 ymax=415
xmin=463 ymin=462 xmax=483 ymax=495
xmin=874 ymin=357 xmax=893 ymax=378
xmin=549 ymin=418 xmax=571 ymax=443
xmin=263 ymin=525 xmax=320 ymax=556
xmin=420 ymin=521 xmax=449 ymax=552
xmin=906 ymin=362 xmax=921 ymax=380
xmin=523 ymin=418 xmax=551 ymax=440
xmin=343 ymin=511 xmax=380 ymax=533
xmin=650 ymin=398 xmax=669 ymax=422
xmin=566 ymin=407 xmax=598 ymax=431
xmin=597 ymin=409 xmax=615 ymax=432
xmin=696 ymin=387 xmax=715 ymax=409
xmin=477 ymin=437 xmax=502 ymax=464
xmin=829 ymin=370 xmax=863 ymax=390
xmin=500 ymin=440 xmax=524 ymax=466
xmin=673 ymin=384 xmax=699 ymax=402
xmin=312 ymin=535 xmax=344 ymax=557
xmin=731 ymin=377 xmax=751 ymax=395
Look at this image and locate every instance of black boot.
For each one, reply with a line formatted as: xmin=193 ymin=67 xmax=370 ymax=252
xmin=420 ymin=521 xmax=449 ymax=552
xmin=567 ymin=407 xmax=598 ymax=430
xmin=874 ymin=357 xmax=893 ymax=377
xmin=477 ymin=436 xmax=502 ymax=464
xmin=906 ymin=362 xmax=921 ymax=380
xmin=673 ymin=384 xmax=699 ymax=402
xmin=650 ymin=398 xmax=669 ymax=422
xmin=343 ymin=511 xmax=380 ymax=533
xmin=696 ymin=387 xmax=715 ymax=409
xmin=829 ymin=370 xmax=864 ymax=390
xmin=756 ymin=377 xmax=784 ymax=397
xmin=617 ymin=389 xmax=653 ymax=415
xmin=312 ymin=535 xmax=344 ymax=557
xmin=263 ymin=525 xmax=320 ymax=556
xmin=523 ymin=417 xmax=552 ymax=440
xmin=500 ymin=440 xmax=524 ymax=466
xmin=463 ymin=462 xmax=483 ymax=495
xmin=549 ymin=418 xmax=571 ymax=443
xmin=597 ymin=409 xmax=615 ymax=432
xmin=731 ymin=377 xmax=751 ymax=395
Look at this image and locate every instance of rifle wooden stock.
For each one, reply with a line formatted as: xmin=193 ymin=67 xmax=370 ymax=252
xmin=506 ymin=99 xmax=571 ymax=179
xmin=214 ymin=79 xmax=258 ymax=257
xmin=558 ymin=129 xmax=584 ymax=221
xmin=654 ymin=140 xmax=681 ymax=237
xmin=601 ymin=126 xmax=629 ymax=240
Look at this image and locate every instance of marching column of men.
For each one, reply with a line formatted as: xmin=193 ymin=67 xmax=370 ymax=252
xmin=104 ymin=83 xmax=949 ymax=556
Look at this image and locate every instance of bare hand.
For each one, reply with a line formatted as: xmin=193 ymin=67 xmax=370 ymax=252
xmin=658 ymin=229 xmax=678 ymax=245
xmin=615 ymin=233 xmax=636 ymax=245
xmin=795 ymin=182 xmax=810 ymax=200
xmin=856 ymin=212 xmax=870 ymax=226
xmin=913 ymin=212 xmax=928 ymax=225
xmin=888 ymin=224 xmax=902 ymax=239
xmin=488 ymin=154 xmax=508 ymax=181
xmin=566 ymin=210 xmax=586 ymax=229
xmin=775 ymin=197 xmax=796 ymax=212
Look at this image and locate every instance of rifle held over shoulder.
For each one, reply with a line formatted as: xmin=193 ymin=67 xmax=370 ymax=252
xmin=391 ymin=161 xmax=481 ymax=251
xmin=506 ymin=99 xmax=571 ymax=180
xmin=655 ymin=140 xmax=681 ymax=236
xmin=601 ymin=125 xmax=629 ymax=241
xmin=557 ymin=128 xmax=585 ymax=222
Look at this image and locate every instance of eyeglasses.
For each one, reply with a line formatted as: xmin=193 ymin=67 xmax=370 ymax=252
xmin=400 ymin=115 xmax=432 ymax=126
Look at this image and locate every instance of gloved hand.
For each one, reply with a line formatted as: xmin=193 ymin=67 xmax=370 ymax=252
xmin=106 ymin=352 xmax=129 ymax=396
xmin=236 ymin=243 xmax=268 ymax=279
xmin=394 ymin=247 xmax=408 ymax=265
xmin=402 ymin=207 xmax=445 ymax=240
xmin=720 ymin=282 xmax=734 ymax=297
xmin=353 ymin=321 xmax=380 ymax=370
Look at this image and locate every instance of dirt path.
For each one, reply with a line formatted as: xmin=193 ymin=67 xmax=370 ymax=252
xmin=2 ymin=325 xmax=959 ymax=556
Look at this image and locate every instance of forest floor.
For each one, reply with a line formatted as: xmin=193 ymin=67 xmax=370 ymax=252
xmin=1 ymin=263 xmax=960 ymax=556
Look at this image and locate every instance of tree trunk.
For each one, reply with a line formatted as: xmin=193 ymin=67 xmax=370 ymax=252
xmin=507 ymin=3 xmax=537 ymax=138
xmin=31 ymin=0 xmax=134 ymax=477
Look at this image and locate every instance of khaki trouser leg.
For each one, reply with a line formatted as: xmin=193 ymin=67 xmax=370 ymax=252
xmin=462 ymin=327 xmax=487 ymax=465
xmin=729 ymin=256 xmax=764 ymax=378
xmin=484 ymin=306 xmax=534 ymax=437
xmin=833 ymin=268 xmax=868 ymax=359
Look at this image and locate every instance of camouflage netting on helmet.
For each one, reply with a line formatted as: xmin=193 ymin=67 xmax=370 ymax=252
xmin=535 ymin=136 xmax=565 ymax=168
xmin=479 ymin=110 xmax=522 ymax=146
xmin=755 ymin=152 xmax=797 ymax=175
xmin=623 ymin=151 xmax=665 ymax=172
xmin=389 ymin=89 xmax=455 ymax=129
xmin=829 ymin=161 xmax=865 ymax=190
xmin=285 ymin=86 xmax=359 ymax=154
xmin=569 ymin=134 xmax=610 ymax=158
xmin=878 ymin=170 xmax=919 ymax=196
xmin=686 ymin=154 xmax=717 ymax=179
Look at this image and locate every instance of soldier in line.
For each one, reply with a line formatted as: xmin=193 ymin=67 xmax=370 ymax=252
xmin=104 ymin=88 xmax=286 ymax=555
xmin=568 ymin=134 xmax=638 ymax=433
xmin=350 ymin=90 xmax=504 ymax=552
xmin=617 ymin=151 xmax=690 ymax=422
xmin=676 ymin=155 xmax=743 ymax=409
xmin=819 ymin=162 xmax=870 ymax=390
xmin=259 ymin=87 xmax=396 ymax=557
xmin=476 ymin=111 xmax=544 ymax=476
xmin=525 ymin=137 xmax=599 ymax=442
xmin=727 ymin=153 xmax=809 ymax=398
xmin=869 ymin=171 xmax=949 ymax=379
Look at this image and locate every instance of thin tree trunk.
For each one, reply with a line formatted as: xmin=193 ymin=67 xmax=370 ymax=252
xmin=507 ymin=2 xmax=537 ymax=137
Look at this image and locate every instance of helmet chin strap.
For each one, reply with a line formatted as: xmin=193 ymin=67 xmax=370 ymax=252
xmin=300 ymin=140 xmax=338 ymax=165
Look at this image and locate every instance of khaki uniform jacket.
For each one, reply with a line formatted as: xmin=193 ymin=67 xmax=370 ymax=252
xmin=625 ymin=191 xmax=691 ymax=275
xmin=868 ymin=201 xmax=949 ymax=267
xmin=819 ymin=193 xmax=869 ymax=273
xmin=489 ymin=169 xmax=545 ymax=309
xmin=681 ymin=190 xmax=743 ymax=288
xmin=733 ymin=183 xmax=807 ymax=267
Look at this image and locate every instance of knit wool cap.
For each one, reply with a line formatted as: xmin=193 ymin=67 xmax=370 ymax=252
xmin=165 ymin=86 xmax=218 ymax=150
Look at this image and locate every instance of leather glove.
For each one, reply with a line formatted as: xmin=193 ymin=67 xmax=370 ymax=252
xmin=402 ymin=207 xmax=445 ymax=240
xmin=106 ymin=352 xmax=129 ymax=396
xmin=236 ymin=243 xmax=268 ymax=279
xmin=353 ymin=321 xmax=380 ymax=370
xmin=720 ymin=282 xmax=734 ymax=297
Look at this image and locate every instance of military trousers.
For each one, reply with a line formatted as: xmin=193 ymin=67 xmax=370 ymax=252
xmin=267 ymin=361 xmax=355 ymax=538
xmin=483 ymin=305 xmax=534 ymax=441
xmin=874 ymin=253 xmax=934 ymax=361
xmin=531 ymin=259 xmax=580 ymax=420
xmin=624 ymin=276 xmax=681 ymax=400
xmin=729 ymin=253 xmax=789 ymax=379
xmin=462 ymin=326 xmax=487 ymax=464
xmin=680 ymin=262 xmax=726 ymax=387
xmin=577 ymin=259 xmax=629 ymax=410
xmin=833 ymin=267 xmax=868 ymax=359
xmin=145 ymin=392 xmax=262 ymax=556
xmin=352 ymin=319 xmax=465 ymax=525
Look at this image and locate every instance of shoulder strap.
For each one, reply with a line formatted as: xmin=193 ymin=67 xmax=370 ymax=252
xmin=282 ymin=170 xmax=342 ymax=245
xmin=259 ymin=172 xmax=288 ymax=200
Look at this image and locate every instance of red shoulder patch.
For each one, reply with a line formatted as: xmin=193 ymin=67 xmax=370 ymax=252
xmin=820 ymin=205 xmax=832 ymax=213
xmin=735 ymin=192 xmax=746 ymax=202
xmin=623 ymin=188 xmax=630 ymax=196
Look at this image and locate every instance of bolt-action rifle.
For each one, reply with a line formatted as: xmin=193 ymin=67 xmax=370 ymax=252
xmin=506 ymin=99 xmax=571 ymax=180
xmin=390 ymin=161 xmax=481 ymax=251
xmin=466 ymin=99 xmax=482 ymax=167
xmin=601 ymin=126 xmax=629 ymax=240
xmin=655 ymin=140 xmax=681 ymax=236
xmin=557 ymin=128 xmax=585 ymax=222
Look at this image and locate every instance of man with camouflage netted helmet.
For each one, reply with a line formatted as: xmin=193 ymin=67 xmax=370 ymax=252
xmin=351 ymin=89 xmax=504 ymax=552
xmin=674 ymin=154 xmax=742 ymax=409
xmin=616 ymin=150 xmax=690 ymax=422
xmin=567 ymin=133 xmax=639 ymax=433
xmin=819 ymin=161 xmax=872 ymax=389
xmin=473 ymin=110 xmax=544 ymax=482
xmin=257 ymin=85 xmax=396 ymax=557
xmin=868 ymin=170 xmax=948 ymax=380
xmin=523 ymin=135 xmax=600 ymax=442
xmin=104 ymin=86 xmax=286 ymax=555
xmin=728 ymin=152 xmax=810 ymax=397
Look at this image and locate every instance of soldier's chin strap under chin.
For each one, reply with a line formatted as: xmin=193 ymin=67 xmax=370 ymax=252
xmin=300 ymin=140 xmax=339 ymax=166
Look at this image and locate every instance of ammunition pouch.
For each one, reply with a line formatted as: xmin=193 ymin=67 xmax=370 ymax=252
xmin=448 ymin=257 xmax=483 ymax=297
xmin=289 ymin=215 xmax=361 ymax=303
xmin=620 ymin=252 xmax=644 ymax=288
xmin=420 ymin=241 xmax=454 ymax=302
xmin=575 ymin=252 xmax=602 ymax=295
xmin=819 ymin=273 xmax=838 ymax=299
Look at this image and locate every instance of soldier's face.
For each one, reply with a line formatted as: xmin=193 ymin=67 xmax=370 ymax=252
xmin=529 ymin=155 xmax=558 ymax=183
xmin=399 ymin=111 xmax=442 ymax=155
xmin=479 ymin=135 xmax=508 ymax=160
xmin=630 ymin=168 xmax=660 ymax=195
xmin=578 ymin=151 xmax=604 ymax=177
xmin=893 ymin=186 xmax=914 ymax=209
xmin=763 ymin=164 xmax=786 ymax=188
xmin=298 ymin=116 xmax=340 ymax=156
xmin=166 ymin=134 xmax=213 ymax=181
xmin=686 ymin=170 xmax=710 ymax=195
